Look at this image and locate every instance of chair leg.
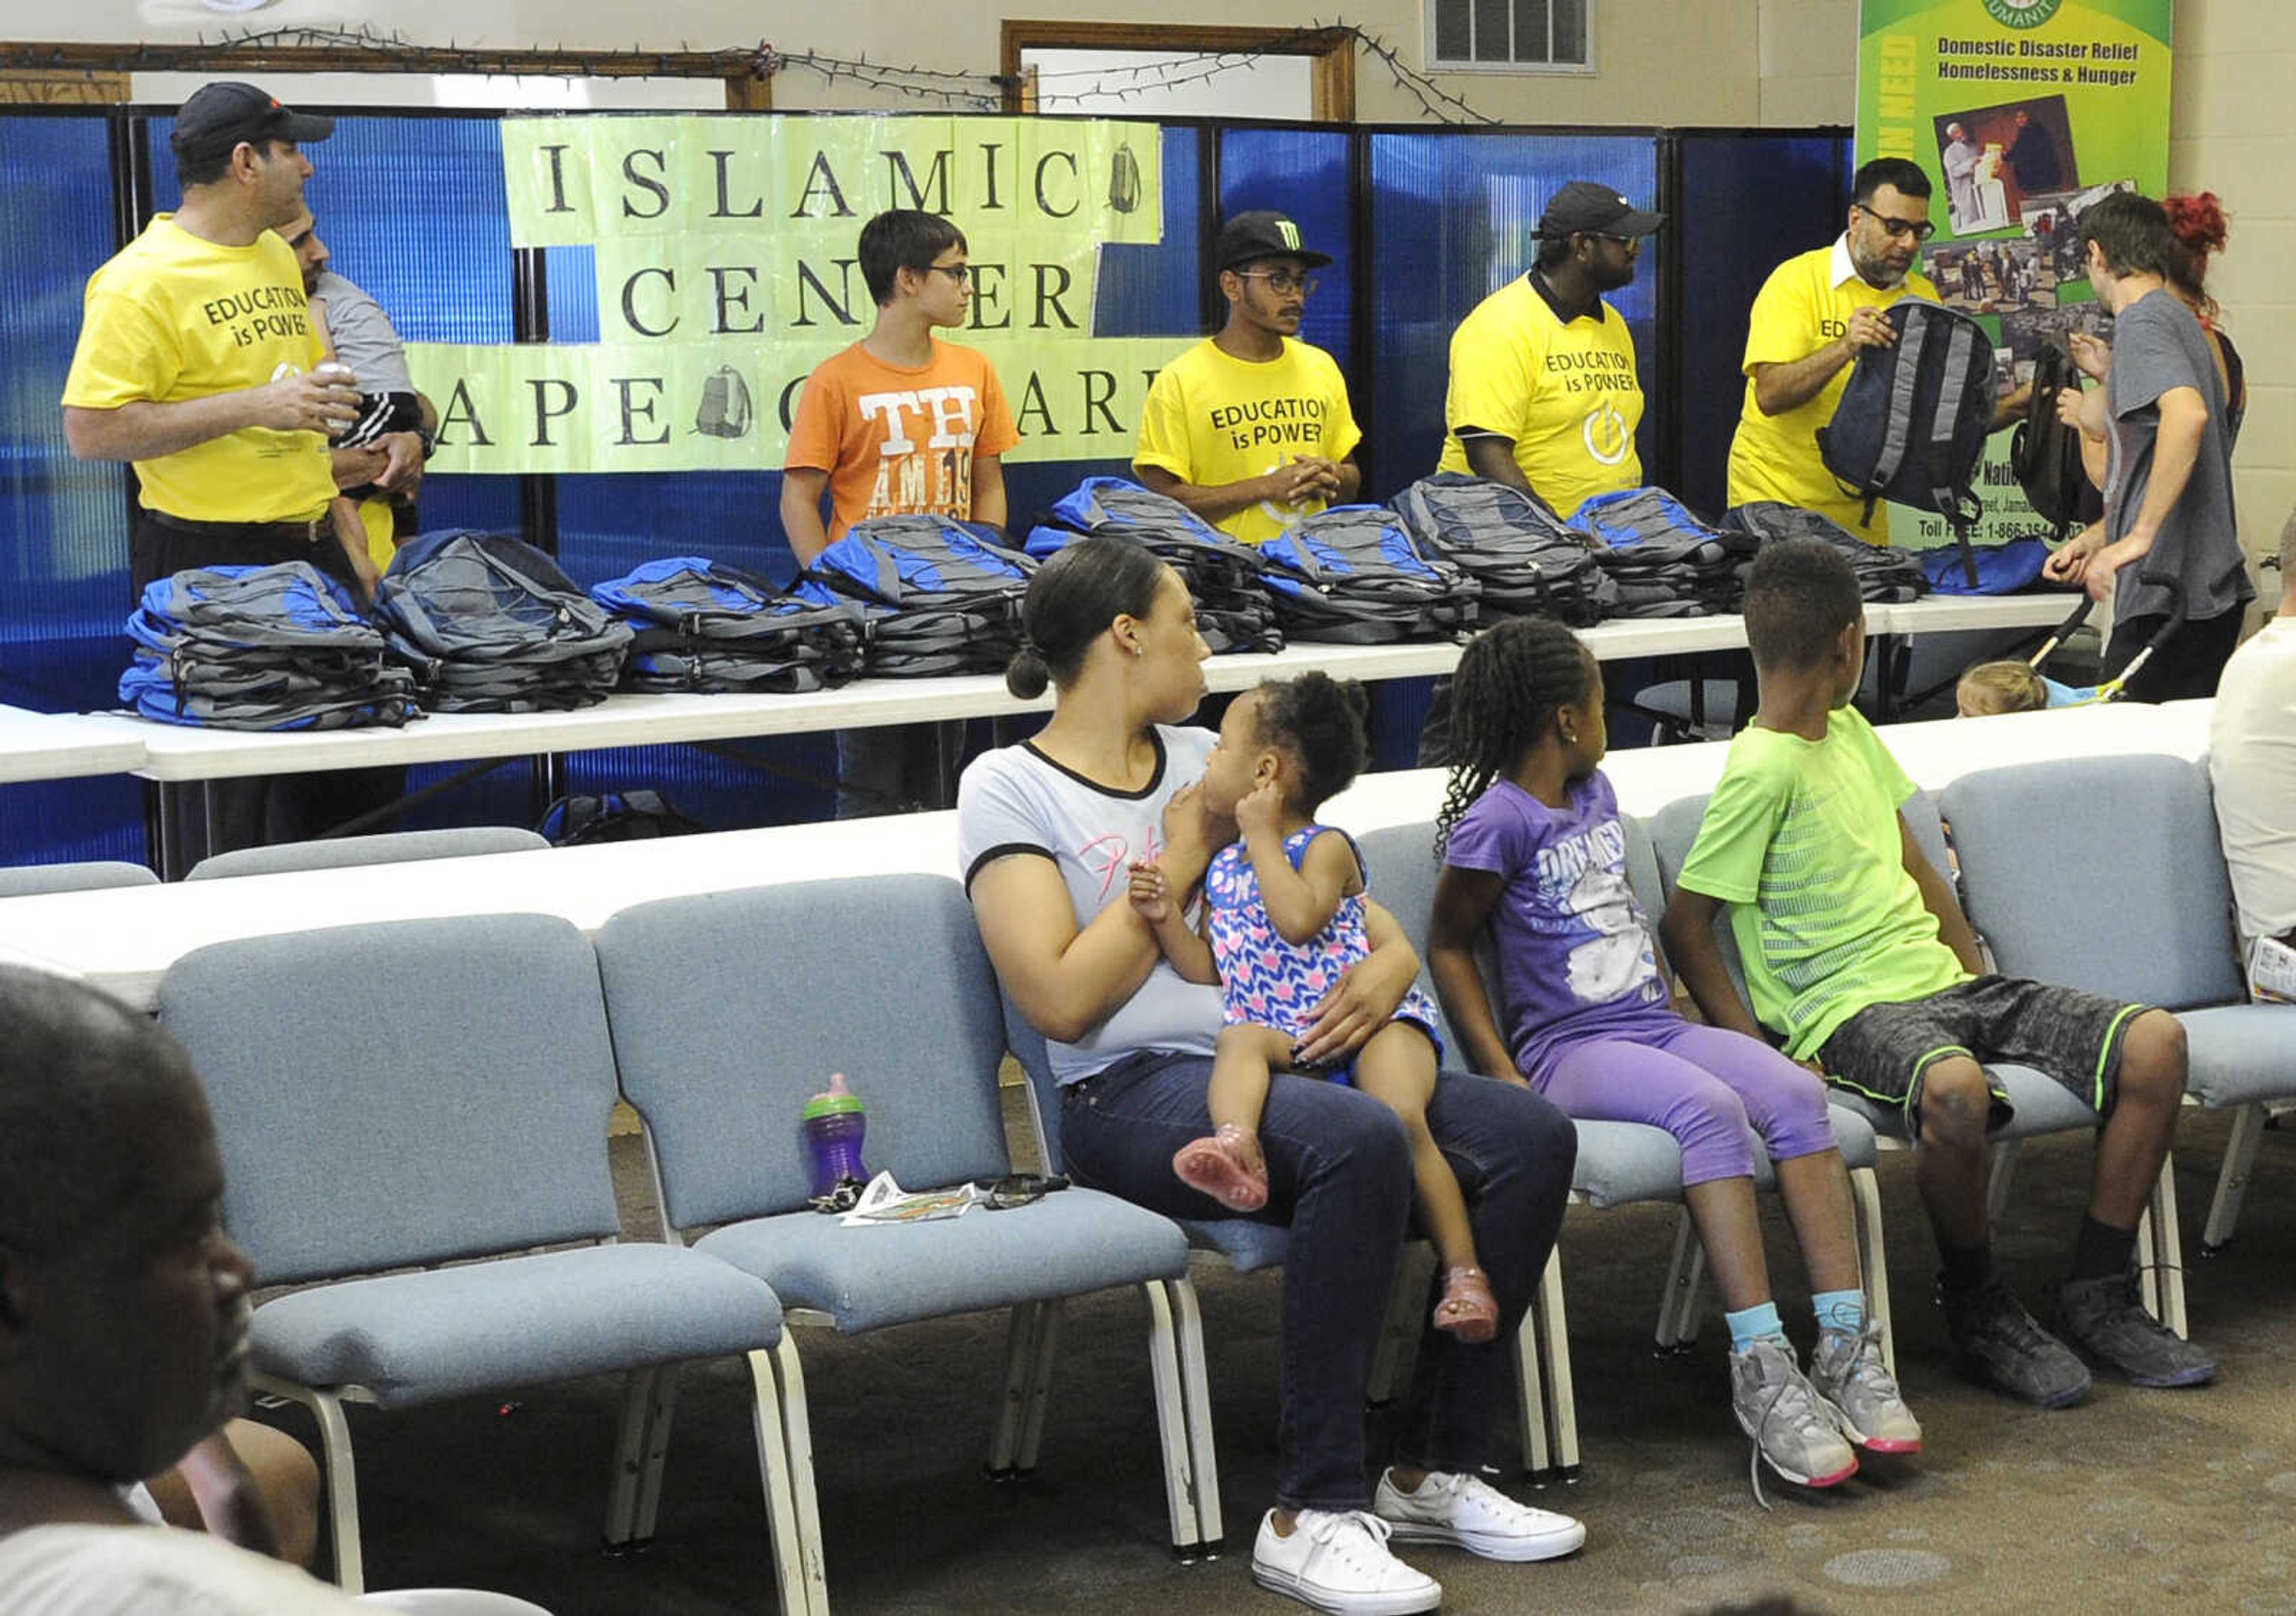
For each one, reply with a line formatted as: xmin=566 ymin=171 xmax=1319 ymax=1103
xmin=1654 ymin=1209 xmax=1696 ymax=1350
xmin=1367 ymin=1242 xmax=1434 ymax=1405
xmin=1534 ymin=1250 xmax=1580 ymax=1478
xmin=1849 ymin=1166 xmax=1897 ymax=1379
xmin=628 ymin=1364 xmax=682 ymax=1544
xmin=1985 ymin=1138 xmax=2022 ymax=1227
xmin=1014 ymin=1300 xmax=1064 ymax=1473
xmin=757 ymin=1335 xmax=829 ymax=1615
xmin=1166 ymin=1275 xmax=1224 ymax=1550
xmin=2202 ymin=1103 xmax=2266 ymax=1252
xmin=606 ymin=1366 xmax=657 ymax=1547
xmin=1143 ymin=1282 xmax=1203 ymax=1555
xmin=987 ymin=1302 xmax=1048 ymax=1477
xmin=2147 ymin=1151 xmax=2188 ymax=1338
xmin=253 ymin=1376 xmax=364 ymax=1595
xmin=1512 ymin=1295 xmax=1552 ymax=1479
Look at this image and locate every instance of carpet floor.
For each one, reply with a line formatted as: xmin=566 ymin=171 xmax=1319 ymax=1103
xmin=280 ymin=1103 xmax=2296 ymax=1614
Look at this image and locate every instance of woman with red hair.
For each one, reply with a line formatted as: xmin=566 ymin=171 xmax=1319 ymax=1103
xmin=2163 ymin=191 xmax=2245 ymax=443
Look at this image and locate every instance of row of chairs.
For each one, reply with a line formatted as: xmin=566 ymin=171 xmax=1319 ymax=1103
xmin=136 ymin=751 xmax=2286 ymax=1609
xmin=0 ymin=825 xmax=548 ymax=895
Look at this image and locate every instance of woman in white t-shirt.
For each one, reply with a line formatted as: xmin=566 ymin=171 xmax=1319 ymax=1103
xmin=958 ymin=536 xmax=1583 ymax=1613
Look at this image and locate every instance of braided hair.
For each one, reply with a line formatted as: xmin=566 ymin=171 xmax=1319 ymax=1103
xmin=1435 ymin=617 xmax=1598 ymax=853
xmin=1251 ymin=671 xmax=1371 ymax=816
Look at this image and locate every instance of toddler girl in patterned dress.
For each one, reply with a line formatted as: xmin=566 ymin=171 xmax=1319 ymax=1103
xmin=1129 ymin=671 xmax=1498 ymax=1341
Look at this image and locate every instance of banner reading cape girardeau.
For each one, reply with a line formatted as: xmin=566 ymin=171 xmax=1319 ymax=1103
xmin=1858 ymin=0 xmax=2172 ymax=548
xmin=410 ymin=114 xmax=1182 ymax=474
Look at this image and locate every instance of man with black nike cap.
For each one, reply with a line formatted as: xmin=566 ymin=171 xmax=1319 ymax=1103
xmin=62 ymin=80 xmax=375 ymax=602
xmin=1134 ymin=209 xmax=1362 ymax=546
xmin=1437 ymin=179 xmax=1661 ymax=519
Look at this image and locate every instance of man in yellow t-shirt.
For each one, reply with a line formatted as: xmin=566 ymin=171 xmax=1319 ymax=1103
xmin=1437 ymin=180 xmax=1660 ymax=520
xmin=1132 ymin=211 xmax=1360 ymax=547
xmin=62 ymin=81 xmax=373 ymax=600
xmin=1726 ymin=158 xmax=1945 ymax=544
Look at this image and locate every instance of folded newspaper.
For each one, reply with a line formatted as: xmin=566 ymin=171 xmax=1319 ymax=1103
xmin=2252 ymin=935 xmax=2296 ymax=1005
xmin=837 ymin=1170 xmax=984 ymax=1227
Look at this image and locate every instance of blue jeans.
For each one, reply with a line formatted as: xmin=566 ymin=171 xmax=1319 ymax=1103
xmin=1060 ymin=1051 xmax=1575 ymax=1512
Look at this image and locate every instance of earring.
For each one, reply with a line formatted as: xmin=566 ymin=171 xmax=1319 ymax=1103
xmin=1131 ymin=642 xmax=1144 ymax=657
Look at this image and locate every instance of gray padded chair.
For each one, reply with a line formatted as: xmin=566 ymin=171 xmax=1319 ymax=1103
xmin=594 ymin=874 xmax=1216 ymax=1607
xmin=1946 ymin=754 xmax=2293 ymax=1294
xmin=1358 ymin=816 xmax=1894 ymax=1475
xmin=186 ymin=825 xmax=548 ymax=880
xmin=0 ymin=859 xmax=158 ymax=895
xmin=1649 ymin=788 xmax=2184 ymax=1325
xmin=157 ymin=914 xmax=799 ymax=1599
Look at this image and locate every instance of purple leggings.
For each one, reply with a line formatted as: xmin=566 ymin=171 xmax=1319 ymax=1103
xmin=1536 ymin=1020 xmax=1837 ymax=1187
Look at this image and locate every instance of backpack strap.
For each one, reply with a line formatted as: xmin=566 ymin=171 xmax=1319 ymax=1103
xmin=1867 ymin=303 xmax=1928 ymax=496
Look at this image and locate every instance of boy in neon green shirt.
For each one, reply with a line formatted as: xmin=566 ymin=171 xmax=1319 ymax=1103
xmin=1662 ymin=539 xmax=2213 ymax=1406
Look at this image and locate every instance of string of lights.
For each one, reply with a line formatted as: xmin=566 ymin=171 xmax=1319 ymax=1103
xmin=0 ymin=19 xmax=1499 ymax=124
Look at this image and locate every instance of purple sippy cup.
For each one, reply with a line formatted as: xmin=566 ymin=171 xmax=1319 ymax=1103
xmin=802 ymin=1071 xmax=868 ymax=1197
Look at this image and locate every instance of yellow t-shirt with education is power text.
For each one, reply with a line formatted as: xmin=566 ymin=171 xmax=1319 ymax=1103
xmin=1133 ymin=337 xmax=1361 ymax=547
xmin=1436 ymin=276 xmax=1642 ymax=519
xmin=61 ymin=216 xmax=334 ymax=525
xmin=1726 ymin=240 xmax=1940 ymax=544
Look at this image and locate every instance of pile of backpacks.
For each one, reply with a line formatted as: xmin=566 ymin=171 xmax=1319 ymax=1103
xmin=120 ymin=561 xmax=420 ymax=731
xmin=373 ymin=530 xmax=631 ymax=712
xmin=1393 ymin=474 xmax=1614 ymax=625
xmin=1258 ymin=505 xmax=1479 ymax=644
xmin=795 ymin=513 xmax=1034 ymax=678
xmin=1027 ymin=479 xmax=1283 ymax=654
xmin=1715 ymin=504 xmax=1929 ymax=603
xmin=593 ymin=557 xmax=865 ymax=694
xmin=1569 ymin=489 xmax=1741 ymax=617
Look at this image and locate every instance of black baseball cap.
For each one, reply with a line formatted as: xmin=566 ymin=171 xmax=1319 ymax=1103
xmin=1534 ymin=180 xmax=1665 ymax=241
xmin=170 ymin=81 xmax=335 ymax=160
xmin=1216 ymin=211 xmax=1333 ymax=273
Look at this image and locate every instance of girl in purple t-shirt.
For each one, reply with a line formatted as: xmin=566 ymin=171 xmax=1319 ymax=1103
xmin=1425 ymin=618 xmax=1922 ymax=1489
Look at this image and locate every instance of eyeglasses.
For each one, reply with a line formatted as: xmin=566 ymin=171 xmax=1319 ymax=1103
xmin=923 ymin=263 xmax=972 ymax=285
xmin=1857 ymin=206 xmax=1937 ymax=243
xmin=1586 ymin=232 xmax=1644 ymax=249
xmin=1237 ymin=270 xmax=1320 ymax=296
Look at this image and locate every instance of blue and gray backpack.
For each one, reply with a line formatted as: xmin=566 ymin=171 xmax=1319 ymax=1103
xmin=1392 ymin=473 xmax=1613 ymax=624
xmin=592 ymin=557 xmax=865 ymax=693
xmin=1257 ymin=505 xmax=1479 ymax=645
xmin=1028 ymin=477 xmax=1281 ymax=654
xmin=796 ymin=514 xmax=1035 ymax=678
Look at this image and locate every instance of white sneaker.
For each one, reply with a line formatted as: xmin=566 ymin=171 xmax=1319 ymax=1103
xmin=1251 ymin=1508 xmax=1442 ymax=1615
xmin=1373 ymin=1468 xmax=1587 ymax=1562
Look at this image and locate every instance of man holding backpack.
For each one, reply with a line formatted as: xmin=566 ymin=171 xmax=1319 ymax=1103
xmin=1726 ymin=158 xmax=1943 ymax=544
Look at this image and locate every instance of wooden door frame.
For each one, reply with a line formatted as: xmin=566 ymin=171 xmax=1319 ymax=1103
xmin=999 ymin=22 xmax=1355 ymax=120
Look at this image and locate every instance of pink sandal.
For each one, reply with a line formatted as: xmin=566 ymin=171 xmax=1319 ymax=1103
xmin=1433 ymin=1265 xmax=1498 ymax=1344
xmin=1173 ymin=1123 xmax=1268 ymax=1211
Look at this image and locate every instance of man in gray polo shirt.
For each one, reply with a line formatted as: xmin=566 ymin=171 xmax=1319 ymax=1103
xmin=2044 ymin=191 xmax=2252 ymax=699
xmin=281 ymin=206 xmax=436 ymax=563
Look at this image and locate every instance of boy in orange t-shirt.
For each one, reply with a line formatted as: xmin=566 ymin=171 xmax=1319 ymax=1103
xmin=781 ymin=210 xmax=1022 ymax=817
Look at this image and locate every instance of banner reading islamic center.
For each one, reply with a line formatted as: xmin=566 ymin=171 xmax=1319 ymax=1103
xmin=1857 ymin=0 xmax=2173 ymax=548
xmin=411 ymin=115 xmax=1182 ymax=474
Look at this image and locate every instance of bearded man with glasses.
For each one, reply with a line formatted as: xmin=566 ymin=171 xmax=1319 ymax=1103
xmin=1726 ymin=158 xmax=1949 ymax=545
xmin=1134 ymin=211 xmax=1362 ymax=547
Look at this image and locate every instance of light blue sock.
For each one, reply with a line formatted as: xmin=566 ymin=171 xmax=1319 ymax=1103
xmin=1725 ymin=1301 xmax=1786 ymax=1353
xmin=1812 ymin=1289 xmax=1867 ymax=1334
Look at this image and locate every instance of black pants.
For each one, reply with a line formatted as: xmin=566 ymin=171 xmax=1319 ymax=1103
xmin=133 ymin=509 xmax=405 ymax=862
xmin=2103 ymin=606 xmax=2245 ymax=703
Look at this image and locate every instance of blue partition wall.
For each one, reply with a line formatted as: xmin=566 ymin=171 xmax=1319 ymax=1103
xmin=1674 ymin=132 xmax=1853 ymax=516
xmin=0 ymin=111 xmax=1839 ymax=861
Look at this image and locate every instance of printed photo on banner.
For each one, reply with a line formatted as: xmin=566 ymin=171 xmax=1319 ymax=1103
xmin=1932 ymin=94 xmax=2078 ymax=236
xmin=1922 ymin=236 xmax=2056 ymax=317
xmin=1999 ymin=301 xmax=2113 ymax=391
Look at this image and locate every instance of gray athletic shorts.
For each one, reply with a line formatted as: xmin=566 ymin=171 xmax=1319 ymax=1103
xmin=1816 ymin=974 xmax=2150 ymax=1138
